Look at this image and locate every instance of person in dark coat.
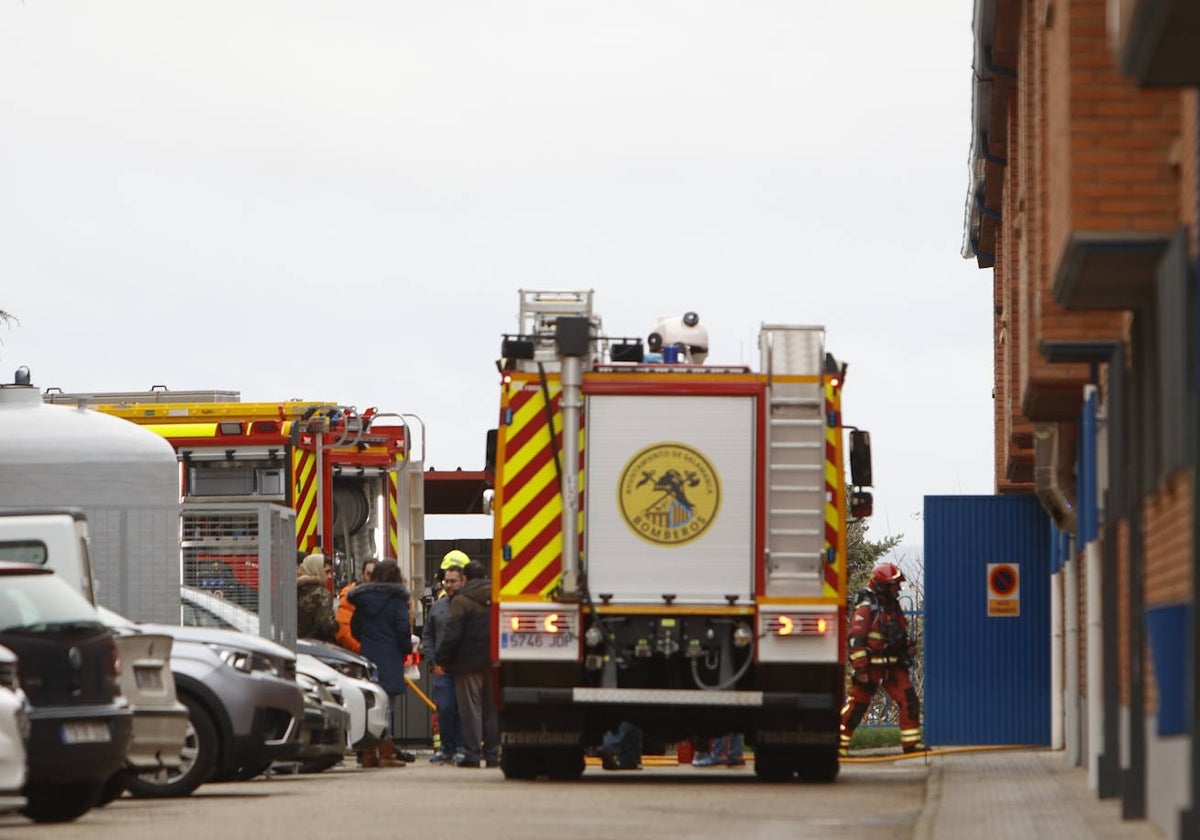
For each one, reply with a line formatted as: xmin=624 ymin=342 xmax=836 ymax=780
xmin=349 ymin=559 xmax=413 ymax=766
xmin=435 ymin=559 xmax=498 ymax=768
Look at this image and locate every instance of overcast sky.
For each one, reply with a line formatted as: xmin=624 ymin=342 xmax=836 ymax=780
xmin=0 ymin=2 xmax=992 ymax=567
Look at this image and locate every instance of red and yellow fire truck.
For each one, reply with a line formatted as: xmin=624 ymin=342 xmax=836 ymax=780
xmin=44 ymin=390 xmax=427 ymax=600
xmin=490 ymin=290 xmax=873 ymax=782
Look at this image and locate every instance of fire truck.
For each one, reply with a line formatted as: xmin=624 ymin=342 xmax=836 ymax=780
xmin=43 ymin=389 xmax=427 ymax=618
xmin=490 ymin=290 xmax=873 ymax=782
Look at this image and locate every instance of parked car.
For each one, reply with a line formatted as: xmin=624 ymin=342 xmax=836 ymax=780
xmin=297 ymin=638 xmax=387 ymax=751
xmin=0 ymin=564 xmax=132 ymax=822
xmin=0 ymin=644 xmax=29 ymax=815
xmin=90 ymin=609 xmax=192 ymax=801
xmin=182 ymin=586 xmax=386 ymax=753
xmin=97 ymin=610 xmax=304 ymax=796
xmin=294 ymin=654 xmax=351 ymax=773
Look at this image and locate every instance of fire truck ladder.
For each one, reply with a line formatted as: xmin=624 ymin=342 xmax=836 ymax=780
xmin=760 ymin=326 xmax=827 ymax=597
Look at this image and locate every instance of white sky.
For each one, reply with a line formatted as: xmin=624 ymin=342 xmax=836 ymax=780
xmin=0 ymin=2 xmax=993 ymax=568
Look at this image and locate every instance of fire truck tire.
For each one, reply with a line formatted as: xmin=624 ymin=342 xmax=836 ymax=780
xmin=752 ymin=746 xmax=795 ymax=782
xmin=543 ymin=747 xmax=585 ymax=781
xmin=500 ymin=747 xmax=540 ymax=780
xmin=795 ymin=746 xmax=840 ymax=783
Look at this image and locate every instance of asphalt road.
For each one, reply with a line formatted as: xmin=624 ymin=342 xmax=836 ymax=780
xmin=0 ymin=758 xmax=929 ymax=840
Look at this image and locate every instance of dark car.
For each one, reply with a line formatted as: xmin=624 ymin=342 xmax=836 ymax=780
xmin=0 ymin=564 xmax=132 ymax=822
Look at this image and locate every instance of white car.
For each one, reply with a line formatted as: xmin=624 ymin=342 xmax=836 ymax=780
xmin=0 ymin=645 xmax=28 ymax=815
xmin=180 ymin=586 xmax=387 ymax=752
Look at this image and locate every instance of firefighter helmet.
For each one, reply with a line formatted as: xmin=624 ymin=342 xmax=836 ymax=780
xmin=869 ymin=562 xmax=905 ymax=588
xmin=441 ymin=549 xmax=470 ymax=570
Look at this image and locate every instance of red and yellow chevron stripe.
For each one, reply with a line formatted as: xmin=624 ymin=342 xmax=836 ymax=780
xmin=293 ymin=448 xmax=319 ymax=554
xmin=497 ymin=376 xmax=584 ymax=599
xmin=387 ymin=468 xmax=400 ymax=560
xmin=823 ymin=379 xmax=845 ymax=599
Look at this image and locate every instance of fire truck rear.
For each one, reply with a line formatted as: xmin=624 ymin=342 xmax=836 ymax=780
xmin=491 ymin=290 xmax=873 ymax=782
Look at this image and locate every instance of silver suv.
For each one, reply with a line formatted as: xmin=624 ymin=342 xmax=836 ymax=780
xmin=112 ymin=621 xmax=304 ymax=797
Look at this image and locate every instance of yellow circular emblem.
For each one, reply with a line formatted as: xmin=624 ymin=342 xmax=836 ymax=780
xmin=617 ymin=442 xmax=721 ymax=545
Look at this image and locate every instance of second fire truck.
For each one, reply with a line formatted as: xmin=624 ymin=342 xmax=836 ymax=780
xmin=489 ymin=290 xmax=873 ymax=782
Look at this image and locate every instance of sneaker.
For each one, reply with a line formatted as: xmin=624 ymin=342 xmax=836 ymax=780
xmin=428 ymin=752 xmax=448 ymax=764
xmin=396 ymin=750 xmax=417 ymax=763
xmin=453 ymin=756 xmax=481 ymax=768
xmin=692 ymin=753 xmax=722 ymax=767
xmin=725 ymin=757 xmax=746 ymax=767
xmin=597 ymin=746 xmax=621 ymax=771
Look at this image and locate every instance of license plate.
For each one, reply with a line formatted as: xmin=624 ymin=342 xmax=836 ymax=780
xmin=134 ymin=667 xmax=164 ymax=691
xmin=62 ymin=720 xmax=111 ymax=744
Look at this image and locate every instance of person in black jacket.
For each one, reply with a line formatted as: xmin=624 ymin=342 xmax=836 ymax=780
xmin=349 ymin=559 xmax=413 ymax=766
xmin=435 ymin=559 xmax=498 ymax=768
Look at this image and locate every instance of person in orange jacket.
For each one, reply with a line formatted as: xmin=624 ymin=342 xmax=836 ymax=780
xmin=335 ymin=558 xmax=377 ymax=654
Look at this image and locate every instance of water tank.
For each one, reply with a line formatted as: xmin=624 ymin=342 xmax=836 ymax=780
xmin=0 ymin=376 xmax=181 ymax=623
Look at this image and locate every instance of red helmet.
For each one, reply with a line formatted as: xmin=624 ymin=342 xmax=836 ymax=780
xmin=869 ymin=562 xmax=905 ymax=588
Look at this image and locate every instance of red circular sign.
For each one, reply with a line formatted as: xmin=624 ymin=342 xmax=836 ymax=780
xmin=989 ymin=565 xmax=1018 ymax=597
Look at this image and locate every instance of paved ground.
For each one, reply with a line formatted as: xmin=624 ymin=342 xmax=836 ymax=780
xmin=906 ymin=747 xmax=1164 ymax=839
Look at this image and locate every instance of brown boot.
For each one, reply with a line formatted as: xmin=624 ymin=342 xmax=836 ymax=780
xmin=360 ymin=747 xmax=381 ymax=768
xmin=376 ymin=740 xmax=405 ymax=768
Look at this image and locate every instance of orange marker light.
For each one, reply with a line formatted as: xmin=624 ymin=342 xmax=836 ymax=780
xmin=817 ymin=617 xmax=827 ymax=634
xmin=544 ymin=613 xmax=560 ymax=633
xmin=510 ymin=616 xmax=520 ymax=632
xmin=777 ymin=615 xmax=794 ymax=636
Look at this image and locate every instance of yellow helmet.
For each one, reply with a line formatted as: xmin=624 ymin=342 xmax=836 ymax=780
xmin=441 ymin=549 xmax=470 ymax=570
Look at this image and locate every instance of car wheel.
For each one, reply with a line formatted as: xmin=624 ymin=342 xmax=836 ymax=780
xmin=21 ymin=780 xmax=102 ymax=823
xmin=124 ymin=695 xmax=217 ymax=798
xmin=228 ymin=760 xmax=274 ymax=781
xmin=95 ymin=772 xmax=127 ymax=807
xmin=298 ymin=755 xmax=342 ymax=774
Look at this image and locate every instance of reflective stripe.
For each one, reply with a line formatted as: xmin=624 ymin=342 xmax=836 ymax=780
xmin=849 ymin=650 xmax=868 ymax=661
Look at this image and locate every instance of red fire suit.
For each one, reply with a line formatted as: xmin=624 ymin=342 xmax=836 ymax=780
xmin=838 ymin=587 xmax=923 ymax=755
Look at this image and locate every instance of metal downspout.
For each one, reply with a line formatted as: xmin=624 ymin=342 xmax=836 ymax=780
xmin=1082 ymin=385 xmax=1103 ymax=790
xmin=559 ymin=354 xmax=582 ymax=599
xmin=1065 ymin=539 xmax=1081 ymax=767
xmin=1051 ymin=565 xmax=1064 ymax=749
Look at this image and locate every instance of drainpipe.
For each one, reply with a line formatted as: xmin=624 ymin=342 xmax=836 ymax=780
xmin=1051 ymin=555 xmax=1064 ymax=749
xmin=1081 ymin=385 xmax=1102 ymax=790
xmin=1065 ymin=536 xmax=1081 ymax=767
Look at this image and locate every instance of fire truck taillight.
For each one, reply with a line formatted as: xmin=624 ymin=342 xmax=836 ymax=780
xmin=765 ymin=615 xmax=832 ymax=636
xmin=507 ymin=613 xmax=568 ymax=634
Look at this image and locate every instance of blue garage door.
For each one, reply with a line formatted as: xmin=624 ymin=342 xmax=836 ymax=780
xmin=924 ymin=494 xmax=1052 ymax=746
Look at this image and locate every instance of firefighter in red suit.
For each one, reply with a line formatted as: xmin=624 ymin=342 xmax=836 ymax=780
xmin=838 ymin=562 xmax=925 ymax=756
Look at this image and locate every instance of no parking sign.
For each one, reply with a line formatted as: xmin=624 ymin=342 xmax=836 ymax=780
xmin=987 ymin=562 xmax=1020 ymax=617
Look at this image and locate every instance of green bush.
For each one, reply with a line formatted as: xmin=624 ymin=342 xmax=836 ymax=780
xmin=849 ymin=726 xmax=900 ymax=749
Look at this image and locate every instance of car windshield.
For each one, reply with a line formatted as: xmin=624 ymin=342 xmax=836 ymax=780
xmin=0 ymin=573 xmax=104 ymax=633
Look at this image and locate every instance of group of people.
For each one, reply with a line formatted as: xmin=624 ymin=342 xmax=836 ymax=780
xmin=294 ymin=547 xmax=500 ymax=770
xmin=296 ymin=548 xmax=922 ymax=771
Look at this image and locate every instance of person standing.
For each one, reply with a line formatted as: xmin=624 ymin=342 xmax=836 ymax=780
xmin=838 ymin=561 xmax=924 ymax=756
xmin=435 ymin=559 xmax=498 ymax=768
xmin=420 ymin=552 xmax=467 ymax=763
xmin=349 ymin=559 xmax=413 ymax=768
xmin=335 ymin=559 xmax=377 ymax=654
xmin=296 ymin=551 xmax=338 ymax=642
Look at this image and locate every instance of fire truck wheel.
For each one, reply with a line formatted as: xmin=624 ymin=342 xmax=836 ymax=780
xmin=752 ymin=746 xmax=795 ymax=782
xmin=795 ymin=746 xmax=840 ymax=783
xmin=543 ymin=747 xmax=585 ymax=781
xmin=500 ymin=747 xmax=540 ymax=780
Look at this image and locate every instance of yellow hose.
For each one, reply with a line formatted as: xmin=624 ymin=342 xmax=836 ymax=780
xmin=840 ymin=744 xmax=1050 ymax=763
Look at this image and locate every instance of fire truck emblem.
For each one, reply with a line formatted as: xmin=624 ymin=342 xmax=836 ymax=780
xmin=617 ymin=442 xmax=720 ymax=545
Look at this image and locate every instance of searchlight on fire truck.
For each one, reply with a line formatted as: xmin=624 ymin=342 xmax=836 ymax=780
xmin=489 ymin=289 xmax=873 ymax=782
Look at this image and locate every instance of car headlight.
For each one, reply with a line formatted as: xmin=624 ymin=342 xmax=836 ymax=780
xmin=210 ymin=645 xmax=285 ymax=677
xmin=332 ymin=661 xmax=369 ymax=680
xmin=296 ymin=672 xmax=323 ymax=701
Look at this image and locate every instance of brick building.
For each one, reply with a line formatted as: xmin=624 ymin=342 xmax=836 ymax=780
xmin=965 ymin=1 xmax=1199 ymax=837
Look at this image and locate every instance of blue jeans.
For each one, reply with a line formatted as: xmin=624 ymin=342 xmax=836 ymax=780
xmin=432 ymin=672 xmax=462 ymax=754
xmin=710 ymin=733 xmax=744 ymax=761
